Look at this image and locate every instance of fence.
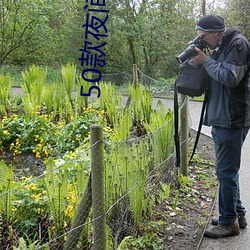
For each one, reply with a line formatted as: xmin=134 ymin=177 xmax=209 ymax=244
xmin=0 ymin=64 xmax=191 ymax=249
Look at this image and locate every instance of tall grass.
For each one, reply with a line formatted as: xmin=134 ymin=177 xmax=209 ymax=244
xmin=0 ymin=73 xmax=12 ymax=116
xmin=61 ymin=63 xmax=76 ymax=103
xmin=0 ymin=161 xmax=14 ymax=222
xmin=129 ymin=84 xmax=153 ymax=135
xmin=21 ymin=65 xmax=47 ymax=118
xmin=98 ymin=81 xmax=122 ymax=128
xmin=145 ymin=100 xmax=175 ymax=164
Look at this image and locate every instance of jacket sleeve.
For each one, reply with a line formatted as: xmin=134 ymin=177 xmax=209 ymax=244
xmin=203 ymin=37 xmax=250 ymax=87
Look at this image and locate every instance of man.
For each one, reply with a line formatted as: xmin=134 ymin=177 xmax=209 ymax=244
xmin=192 ymin=15 xmax=250 ymax=238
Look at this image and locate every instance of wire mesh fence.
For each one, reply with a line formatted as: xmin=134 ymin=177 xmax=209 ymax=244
xmin=0 ymin=64 xmax=191 ymax=249
xmin=0 ymin=117 xmax=182 ymax=249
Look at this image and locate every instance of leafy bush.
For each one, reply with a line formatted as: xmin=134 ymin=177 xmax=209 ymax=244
xmin=0 ymin=106 xmax=104 ymax=158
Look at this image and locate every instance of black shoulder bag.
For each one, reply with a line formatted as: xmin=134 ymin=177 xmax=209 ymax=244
xmin=174 ymin=58 xmax=210 ymax=168
xmin=175 ymin=58 xmax=208 ymax=97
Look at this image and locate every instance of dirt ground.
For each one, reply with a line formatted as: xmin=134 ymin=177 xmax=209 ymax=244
xmin=159 ymin=130 xmax=217 ymax=250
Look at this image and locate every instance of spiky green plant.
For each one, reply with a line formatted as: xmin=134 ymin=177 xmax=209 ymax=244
xmin=43 ymin=159 xmax=68 ymax=230
xmin=145 ymin=100 xmax=174 ymax=164
xmin=98 ymin=81 xmax=122 ymax=128
xmin=129 ymin=84 xmax=153 ymax=132
xmin=43 ymin=84 xmax=55 ymax=114
xmin=0 ymin=161 xmax=14 ymax=222
xmin=21 ymin=65 xmax=47 ymax=118
xmin=0 ymin=73 xmax=12 ymax=116
xmin=76 ymin=75 xmax=92 ymax=112
xmin=60 ymin=63 xmax=76 ymax=102
xmin=105 ymin=137 xmax=153 ymax=226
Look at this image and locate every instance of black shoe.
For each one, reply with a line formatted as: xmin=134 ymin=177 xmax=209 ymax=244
xmin=211 ymin=214 xmax=247 ymax=229
xmin=204 ymin=222 xmax=240 ymax=238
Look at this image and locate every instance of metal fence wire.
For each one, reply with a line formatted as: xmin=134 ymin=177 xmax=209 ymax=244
xmin=0 ymin=66 xmax=191 ymax=249
xmin=0 ymin=116 xmax=185 ymax=249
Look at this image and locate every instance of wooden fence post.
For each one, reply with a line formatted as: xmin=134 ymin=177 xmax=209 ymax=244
xmin=91 ymin=124 xmax=106 ymax=250
xmin=125 ymin=64 xmax=138 ymax=109
xmin=133 ymin=64 xmax=138 ymax=86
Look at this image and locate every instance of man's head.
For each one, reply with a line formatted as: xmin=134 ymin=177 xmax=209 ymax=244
xmin=195 ymin=15 xmax=225 ymax=49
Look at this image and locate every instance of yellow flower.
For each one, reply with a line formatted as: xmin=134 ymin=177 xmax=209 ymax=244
xmin=65 ymin=205 xmax=74 ymax=218
xmin=26 ymin=183 xmax=37 ymax=191
xmin=3 ymin=130 xmax=9 ymax=135
xmin=12 ymin=207 xmax=17 ymax=212
xmin=36 ymin=152 xmax=41 ymax=158
xmin=32 ymin=193 xmax=42 ymax=201
xmin=71 ymin=195 xmax=76 ymax=204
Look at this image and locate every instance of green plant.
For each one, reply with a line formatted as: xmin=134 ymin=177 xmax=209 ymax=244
xmin=12 ymin=177 xmax=49 ymax=241
xmin=21 ymin=65 xmax=47 ymax=118
xmin=129 ymin=84 xmax=153 ymax=127
xmin=0 ymin=73 xmax=12 ymax=117
xmin=157 ymin=182 xmax=171 ymax=203
xmin=105 ymin=136 xmax=153 ymax=232
xmin=172 ymin=190 xmax=180 ymax=210
xmin=0 ymin=161 xmax=15 ymax=222
xmin=145 ymin=100 xmax=174 ymax=164
xmin=60 ymin=63 xmax=76 ymax=103
xmin=178 ymin=173 xmax=191 ymax=189
xmin=76 ymin=75 xmax=92 ymax=112
xmin=117 ymin=233 xmax=163 ymax=250
xmin=98 ymin=81 xmax=122 ymax=128
xmin=43 ymin=84 xmax=56 ymax=114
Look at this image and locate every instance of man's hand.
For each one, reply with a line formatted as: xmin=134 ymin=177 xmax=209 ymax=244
xmin=192 ymin=47 xmax=207 ymax=64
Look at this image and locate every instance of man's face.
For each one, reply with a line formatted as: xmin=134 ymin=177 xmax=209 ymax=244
xmin=196 ymin=30 xmax=222 ymax=49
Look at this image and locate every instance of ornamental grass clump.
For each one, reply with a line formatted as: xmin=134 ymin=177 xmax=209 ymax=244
xmin=21 ymin=65 xmax=47 ymax=118
xmin=0 ymin=73 xmax=12 ymax=117
xmin=129 ymin=84 xmax=153 ymax=135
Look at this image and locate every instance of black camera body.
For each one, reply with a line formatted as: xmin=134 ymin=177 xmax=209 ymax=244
xmin=176 ymin=36 xmax=208 ymax=63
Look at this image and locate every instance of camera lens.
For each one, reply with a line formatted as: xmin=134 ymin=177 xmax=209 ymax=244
xmin=176 ymin=45 xmax=198 ymax=63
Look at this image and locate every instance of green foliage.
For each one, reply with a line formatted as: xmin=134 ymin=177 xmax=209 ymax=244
xmin=12 ymin=177 xmax=48 ymax=240
xmin=98 ymin=81 xmax=123 ymax=128
xmin=129 ymin=84 xmax=152 ymax=126
xmin=43 ymin=85 xmax=56 ymax=113
xmin=0 ymin=77 xmax=179 ymax=248
xmin=145 ymin=100 xmax=175 ymax=163
xmin=76 ymin=75 xmax=92 ymax=110
xmin=0 ymin=161 xmax=14 ymax=222
xmin=61 ymin=63 xmax=76 ymax=101
xmin=13 ymin=235 xmax=45 ymax=250
xmin=0 ymin=109 xmax=102 ymax=157
xmin=0 ymin=73 xmax=12 ymax=116
xmin=117 ymin=233 xmax=163 ymax=250
xmin=105 ymin=136 xmax=153 ymax=227
xmin=21 ymin=65 xmax=47 ymax=118
xmin=43 ymin=159 xmax=68 ymax=229
xmin=158 ymin=182 xmax=171 ymax=203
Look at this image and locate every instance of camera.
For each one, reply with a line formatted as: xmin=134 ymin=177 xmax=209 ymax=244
xmin=176 ymin=36 xmax=208 ymax=63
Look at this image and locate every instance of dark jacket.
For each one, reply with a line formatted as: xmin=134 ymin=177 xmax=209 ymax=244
xmin=203 ymin=26 xmax=250 ymax=128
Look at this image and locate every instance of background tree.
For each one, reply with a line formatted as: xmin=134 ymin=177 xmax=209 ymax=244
xmin=0 ymin=0 xmax=49 ymax=65
xmin=1 ymin=0 xmax=242 ymax=82
xmin=219 ymin=0 xmax=250 ymax=39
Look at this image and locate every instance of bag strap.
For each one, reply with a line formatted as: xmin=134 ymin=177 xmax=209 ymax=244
xmin=174 ymin=80 xmax=180 ymax=168
xmin=188 ymin=91 xmax=208 ymax=164
xmin=174 ymin=80 xmax=208 ymax=168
